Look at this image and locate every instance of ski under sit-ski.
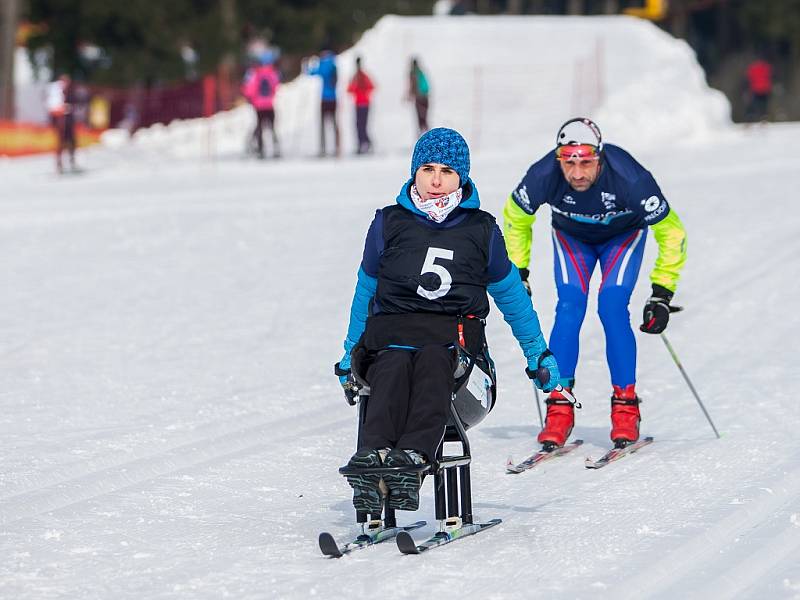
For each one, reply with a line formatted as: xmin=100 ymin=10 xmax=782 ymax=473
xmin=396 ymin=517 xmax=501 ymax=554
xmin=319 ymin=520 xmax=425 ymax=558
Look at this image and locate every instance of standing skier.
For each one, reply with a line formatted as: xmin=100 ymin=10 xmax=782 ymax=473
xmin=304 ymin=49 xmax=340 ymax=157
xmin=46 ymin=73 xmax=76 ymax=174
xmin=346 ymin=56 xmax=375 ymax=154
xmin=241 ymin=52 xmax=281 ymax=159
xmin=336 ymin=127 xmax=560 ymax=513
xmin=407 ymin=57 xmax=430 ymax=135
xmin=502 ymin=117 xmax=687 ymax=449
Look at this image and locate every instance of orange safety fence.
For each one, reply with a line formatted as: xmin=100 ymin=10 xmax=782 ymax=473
xmin=0 ymin=120 xmax=104 ymax=157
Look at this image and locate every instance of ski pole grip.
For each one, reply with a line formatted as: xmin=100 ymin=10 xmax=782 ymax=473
xmin=524 ymin=366 xmax=550 ymax=385
xmin=525 ymin=349 xmax=553 ymax=384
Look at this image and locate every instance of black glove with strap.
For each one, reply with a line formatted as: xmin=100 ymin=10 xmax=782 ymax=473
xmin=519 ymin=267 xmax=532 ymax=297
xmin=640 ymin=284 xmax=673 ymax=334
xmin=334 ymin=362 xmax=361 ymax=406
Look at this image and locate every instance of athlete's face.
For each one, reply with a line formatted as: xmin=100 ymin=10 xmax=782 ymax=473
xmin=414 ymin=163 xmax=460 ymax=200
xmin=560 ymin=158 xmax=600 ymax=192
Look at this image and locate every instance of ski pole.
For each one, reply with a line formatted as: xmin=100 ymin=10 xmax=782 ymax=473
xmin=659 ymin=329 xmax=721 ymax=439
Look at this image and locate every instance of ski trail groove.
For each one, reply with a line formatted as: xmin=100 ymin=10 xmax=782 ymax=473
xmin=612 ymin=464 xmax=800 ymax=599
xmin=0 ymin=407 xmax=351 ymax=525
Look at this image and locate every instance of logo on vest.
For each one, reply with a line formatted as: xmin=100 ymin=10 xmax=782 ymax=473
xmin=601 ymin=192 xmax=617 ymax=210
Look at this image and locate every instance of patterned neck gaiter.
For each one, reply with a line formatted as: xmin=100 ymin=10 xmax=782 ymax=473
xmin=410 ymin=185 xmax=463 ymax=223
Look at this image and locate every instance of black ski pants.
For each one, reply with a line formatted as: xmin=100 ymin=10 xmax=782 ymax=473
xmin=360 ymin=345 xmax=455 ymax=462
xmin=355 ymin=105 xmax=371 ymax=152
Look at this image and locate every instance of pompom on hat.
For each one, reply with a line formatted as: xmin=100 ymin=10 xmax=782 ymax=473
xmin=410 ymin=127 xmax=470 ymax=185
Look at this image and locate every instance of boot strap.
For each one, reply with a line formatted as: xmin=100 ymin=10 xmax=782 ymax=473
xmin=611 ymin=397 xmax=641 ymax=406
xmin=545 ymin=397 xmax=575 ymax=407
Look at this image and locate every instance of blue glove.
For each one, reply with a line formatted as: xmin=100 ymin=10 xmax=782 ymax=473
xmin=526 ymin=350 xmax=560 ymax=392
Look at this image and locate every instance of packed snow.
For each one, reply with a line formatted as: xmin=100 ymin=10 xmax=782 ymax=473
xmin=2 ymin=14 xmax=800 ymax=600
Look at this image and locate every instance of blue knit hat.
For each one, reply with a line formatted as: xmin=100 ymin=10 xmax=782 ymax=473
xmin=410 ymin=127 xmax=470 ymax=185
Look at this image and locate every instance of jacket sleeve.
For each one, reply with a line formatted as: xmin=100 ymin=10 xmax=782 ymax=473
xmin=343 ymin=267 xmax=377 ymax=354
xmin=649 ymin=209 xmax=687 ymax=293
xmin=487 ymin=266 xmax=548 ymax=363
xmin=502 ymin=195 xmax=537 ymax=270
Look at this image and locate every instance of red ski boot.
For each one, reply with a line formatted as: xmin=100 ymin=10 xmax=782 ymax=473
xmin=610 ymin=384 xmax=641 ymax=447
xmin=537 ymin=388 xmax=575 ymax=451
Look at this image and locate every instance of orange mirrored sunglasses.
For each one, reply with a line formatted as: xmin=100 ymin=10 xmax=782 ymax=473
xmin=555 ymin=144 xmax=600 ymax=161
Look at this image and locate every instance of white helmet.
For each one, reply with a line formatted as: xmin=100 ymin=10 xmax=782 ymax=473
xmin=556 ymin=117 xmax=602 ymax=151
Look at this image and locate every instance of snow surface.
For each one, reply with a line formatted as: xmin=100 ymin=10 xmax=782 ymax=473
xmin=3 ymin=14 xmax=800 ymax=600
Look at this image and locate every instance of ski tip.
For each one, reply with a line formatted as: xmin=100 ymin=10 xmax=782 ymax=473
xmin=396 ymin=530 xmax=421 ymax=555
xmin=318 ymin=532 xmax=343 ymax=558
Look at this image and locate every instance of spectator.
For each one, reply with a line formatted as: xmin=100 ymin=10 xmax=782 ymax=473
xmin=407 ymin=57 xmax=430 ymax=135
xmin=241 ymin=51 xmax=281 ymax=159
xmin=304 ymin=49 xmax=340 ymax=157
xmin=346 ymin=56 xmax=375 ymax=154
xmin=45 ymin=74 xmax=76 ymax=174
xmin=745 ymin=56 xmax=772 ymax=123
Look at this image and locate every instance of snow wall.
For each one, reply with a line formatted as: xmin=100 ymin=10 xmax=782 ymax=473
xmin=115 ymin=14 xmax=732 ymax=159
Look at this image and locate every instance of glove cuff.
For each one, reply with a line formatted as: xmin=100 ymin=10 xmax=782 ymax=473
xmin=650 ymin=283 xmax=673 ymax=304
xmin=334 ymin=362 xmax=351 ymax=377
xmin=518 ymin=267 xmax=530 ymax=281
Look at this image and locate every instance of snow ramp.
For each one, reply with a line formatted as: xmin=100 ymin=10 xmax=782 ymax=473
xmin=125 ymin=15 xmax=731 ymax=159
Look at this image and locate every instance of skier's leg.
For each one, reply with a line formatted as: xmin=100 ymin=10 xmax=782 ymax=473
xmin=537 ymin=230 xmax=596 ymax=447
xmin=387 ymin=344 xmax=453 ymax=510
xmin=549 ymin=229 xmax=596 ymax=386
xmin=266 ymin=108 xmax=279 ymax=156
xmin=319 ymin=101 xmax=327 ymax=156
xmin=360 ymin=349 xmax=413 ymax=451
xmin=52 ymin=114 xmax=64 ymax=173
xmin=397 ymin=344 xmax=455 ymax=461
xmin=597 ymin=228 xmax=647 ymax=444
xmin=254 ymin=109 xmax=265 ymax=158
xmin=362 ymin=105 xmax=372 ymax=151
xmin=596 ymin=228 xmax=647 ymax=388
xmin=346 ymin=349 xmax=413 ymax=513
xmin=355 ymin=106 xmax=367 ymax=153
xmin=331 ymin=99 xmax=341 ymax=156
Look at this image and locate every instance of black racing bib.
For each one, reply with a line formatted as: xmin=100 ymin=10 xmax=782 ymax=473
xmin=375 ymin=206 xmax=493 ymax=317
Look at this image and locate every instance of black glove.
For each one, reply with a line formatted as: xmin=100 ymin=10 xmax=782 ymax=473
xmin=334 ymin=362 xmax=360 ymax=406
xmin=519 ymin=267 xmax=532 ymax=297
xmin=640 ymin=284 xmax=673 ymax=334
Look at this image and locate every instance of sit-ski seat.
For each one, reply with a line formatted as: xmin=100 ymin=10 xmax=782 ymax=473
xmin=338 ymin=343 xmax=497 ymax=530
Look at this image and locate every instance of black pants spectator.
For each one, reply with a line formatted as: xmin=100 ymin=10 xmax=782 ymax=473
xmin=355 ymin=105 xmax=372 ymax=153
xmin=253 ymin=108 xmax=279 ymax=158
xmin=320 ymin=99 xmax=340 ymax=156
xmin=360 ymin=345 xmax=455 ymax=462
xmin=415 ymin=96 xmax=429 ymax=134
xmin=745 ymin=92 xmax=770 ymax=122
xmin=51 ymin=112 xmax=76 ymax=172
